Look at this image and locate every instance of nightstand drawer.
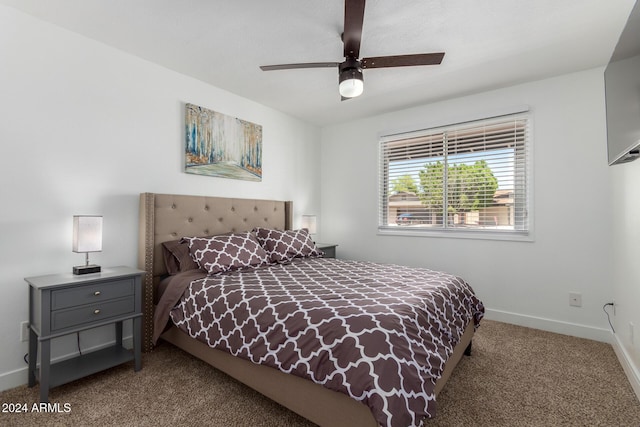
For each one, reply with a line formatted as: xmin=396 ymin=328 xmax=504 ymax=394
xmin=51 ymin=279 xmax=134 ymax=310
xmin=51 ymin=297 xmax=135 ymax=331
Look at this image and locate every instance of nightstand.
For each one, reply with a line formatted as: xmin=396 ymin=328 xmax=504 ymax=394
xmin=25 ymin=266 xmax=144 ymax=403
xmin=317 ymin=243 xmax=338 ymax=259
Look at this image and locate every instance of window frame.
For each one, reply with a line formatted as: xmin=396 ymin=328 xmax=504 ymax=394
xmin=378 ymin=110 xmax=534 ymax=242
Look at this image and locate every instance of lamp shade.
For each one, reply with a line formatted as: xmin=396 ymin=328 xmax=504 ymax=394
xmin=72 ymin=215 xmax=103 ymax=253
xmin=301 ymin=215 xmax=317 ymax=235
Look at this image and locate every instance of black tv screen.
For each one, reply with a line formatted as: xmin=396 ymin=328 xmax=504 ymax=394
xmin=605 ymin=0 xmax=640 ymax=165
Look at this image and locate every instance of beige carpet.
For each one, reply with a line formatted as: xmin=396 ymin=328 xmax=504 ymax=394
xmin=1 ymin=320 xmax=639 ymax=427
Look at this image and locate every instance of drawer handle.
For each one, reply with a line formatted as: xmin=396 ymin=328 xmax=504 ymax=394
xmin=94 ymin=291 xmax=101 ymax=296
xmin=94 ymin=309 xmax=101 ymax=315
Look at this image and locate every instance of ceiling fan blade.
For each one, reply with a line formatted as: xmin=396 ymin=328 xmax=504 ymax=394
xmin=361 ymin=52 xmax=445 ymax=69
xmin=343 ymin=0 xmax=366 ymax=58
xmin=260 ymin=62 xmax=339 ymax=71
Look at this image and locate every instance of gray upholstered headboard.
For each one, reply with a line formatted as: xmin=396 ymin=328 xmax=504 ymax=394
xmin=137 ymin=192 xmax=293 ymax=351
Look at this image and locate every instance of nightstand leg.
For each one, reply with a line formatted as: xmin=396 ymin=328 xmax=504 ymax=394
xmin=133 ymin=316 xmax=141 ymax=372
xmin=27 ymin=328 xmax=37 ymax=387
xmin=39 ymin=339 xmax=51 ymax=403
xmin=115 ymin=321 xmax=123 ymax=347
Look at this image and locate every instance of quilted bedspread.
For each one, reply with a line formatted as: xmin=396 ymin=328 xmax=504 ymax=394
xmin=167 ymin=257 xmax=484 ymax=427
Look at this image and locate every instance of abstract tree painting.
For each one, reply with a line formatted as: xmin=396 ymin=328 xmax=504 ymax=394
xmin=185 ymin=103 xmax=262 ymax=181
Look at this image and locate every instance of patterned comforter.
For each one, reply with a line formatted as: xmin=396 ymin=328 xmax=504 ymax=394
xmin=159 ymin=257 xmax=484 ymax=427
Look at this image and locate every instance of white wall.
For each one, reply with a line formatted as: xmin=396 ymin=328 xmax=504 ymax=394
xmin=0 ymin=5 xmax=320 ymax=390
xmin=321 ymin=68 xmax=613 ymax=341
xmin=610 ymin=160 xmax=640 ymax=396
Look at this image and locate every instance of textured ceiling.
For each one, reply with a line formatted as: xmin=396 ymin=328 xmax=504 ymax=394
xmin=0 ymin=0 xmax=636 ymax=126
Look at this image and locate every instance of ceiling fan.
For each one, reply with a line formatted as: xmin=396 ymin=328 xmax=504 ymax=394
xmin=259 ymin=0 xmax=445 ymax=99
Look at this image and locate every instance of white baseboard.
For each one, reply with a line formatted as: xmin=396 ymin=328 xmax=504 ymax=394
xmin=0 ymin=365 xmax=30 ymax=393
xmin=611 ymin=334 xmax=640 ymax=401
xmin=484 ymin=308 xmax=613 ymax=343
xmin=0 ymin=336 xmax=133 ymax=393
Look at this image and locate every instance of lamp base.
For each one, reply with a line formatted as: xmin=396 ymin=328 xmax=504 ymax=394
xmin=73 ymin=265 xmax=101 ymax=275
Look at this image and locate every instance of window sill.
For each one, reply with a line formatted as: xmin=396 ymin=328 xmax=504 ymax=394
xmin=377 ymin=227 xmax=534 ymax=242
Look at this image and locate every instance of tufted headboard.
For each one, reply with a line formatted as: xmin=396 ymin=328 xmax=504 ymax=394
xmin=137 ymin=192 xmax=293 ymax=351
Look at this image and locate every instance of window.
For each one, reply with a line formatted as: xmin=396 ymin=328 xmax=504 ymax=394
xmin=379 ymin=112 xmax=531 ymax=239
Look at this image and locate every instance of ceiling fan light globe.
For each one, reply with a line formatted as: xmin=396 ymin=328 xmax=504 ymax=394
xmin=339 ymin=78 xmax=364 ymax=98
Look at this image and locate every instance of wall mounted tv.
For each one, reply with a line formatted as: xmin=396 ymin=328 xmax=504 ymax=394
xmin=605 ymin=0 xmax=640 ymax=165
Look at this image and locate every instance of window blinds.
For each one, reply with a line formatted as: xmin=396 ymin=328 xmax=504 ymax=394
xmin=379 ymin=113 xmax=530 ymax=235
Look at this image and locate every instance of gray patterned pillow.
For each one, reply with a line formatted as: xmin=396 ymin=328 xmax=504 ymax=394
xmin=182 ymin=232 xmax=269 ymax=275
xmin=253 ymin=227 xmax=323 ymax=264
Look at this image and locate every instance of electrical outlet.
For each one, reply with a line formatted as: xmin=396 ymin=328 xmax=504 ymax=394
xmin=569 ymin=292 xmax=582 ymax=307
xmin=20 ymin=321 xmax=29 ymax=342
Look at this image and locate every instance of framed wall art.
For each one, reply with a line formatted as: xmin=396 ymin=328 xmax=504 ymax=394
xmin=185 ymin=103 xmax=262 ymax=181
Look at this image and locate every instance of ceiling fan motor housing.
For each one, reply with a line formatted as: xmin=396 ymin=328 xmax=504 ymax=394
xmin=338 ymin=57 xmax=364 ymax=97
xmin=339 ymin=57 xmax=363 ymax=84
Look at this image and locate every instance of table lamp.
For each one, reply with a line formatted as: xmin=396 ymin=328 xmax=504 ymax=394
xmin=72 ymin=215 xmax=103 ymax=275
xmin=301 ymin=214 xmax=317 ymax=236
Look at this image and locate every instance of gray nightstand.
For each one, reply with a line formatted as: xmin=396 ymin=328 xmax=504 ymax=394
xmin=25 ymin=266 xmax=144 ymax=403
xmin=317 ymin=243 xmax=338 ymax=258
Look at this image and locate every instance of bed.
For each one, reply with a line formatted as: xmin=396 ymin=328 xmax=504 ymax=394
xmin=137 ymin=192 xmax=484 ymax=427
